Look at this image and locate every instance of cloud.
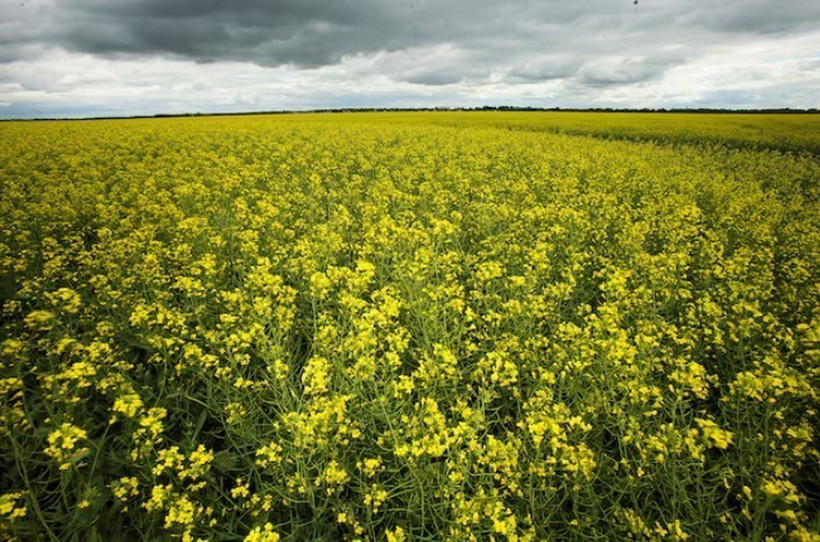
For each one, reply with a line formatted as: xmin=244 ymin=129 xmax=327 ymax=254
xmin=0 ymin=0 xmax=818 ymax=116
xmin=508 ymin=56 xmax=578 ymax=83
xmin=705 ymin=0 xmax=820 ymax=35
xmin=577 ymin=55 xmax=684 ymax=87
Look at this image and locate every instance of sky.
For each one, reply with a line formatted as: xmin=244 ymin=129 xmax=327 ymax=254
xmin=1 ymin=0 xmax=819 ymax=118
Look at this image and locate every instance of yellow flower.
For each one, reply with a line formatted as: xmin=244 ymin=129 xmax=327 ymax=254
xmin=358 ymin=457 xmax=382 ymax=477
xmin=302 ymin=356 xmax=331 ymax=395
xmin=255 ymin=441 xmax=283 ymax=468
xmin=44 ymin=423 xmax=89 ymax=470
xmin=111 ymin=477 xmax=140 ymax=502
xmin=231 ymin=479 xmax=250 ymax=499
xmin=319 ymin=460 xmax=349 ymax=488
xmin=244 ymin=523 xmax=280 ymax=542
xmin=695 ymin=418 xmax=733 ymax=450
xmin=385 ymin=526 xmax=406 ymax=542
xmin=47 ymin=287 xmax=82 ymax=314
xmin=24 ymin=310 xmax=56 ymax=331
xmin=112 ymin=392 xmax=144 ymax=419
xmin=0 ymin=492 xmax=27 ymax=520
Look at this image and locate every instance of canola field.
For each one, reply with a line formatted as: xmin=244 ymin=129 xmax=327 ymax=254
xmin=1 ymin=112 xmax=819 ymax=541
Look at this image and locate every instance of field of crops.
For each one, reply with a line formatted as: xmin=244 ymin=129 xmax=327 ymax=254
xmin=1 ymin=112 xmax=819 ymax=541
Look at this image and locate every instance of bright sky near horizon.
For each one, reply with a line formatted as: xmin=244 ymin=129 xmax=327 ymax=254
xmin=1 ymin=0 xmax=819 ymax=118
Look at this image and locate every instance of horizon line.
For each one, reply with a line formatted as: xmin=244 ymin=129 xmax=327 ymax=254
xmin=2 ymin=105 xmax=819 ymax=122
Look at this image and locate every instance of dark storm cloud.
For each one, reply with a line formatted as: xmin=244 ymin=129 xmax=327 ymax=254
xmin=6 ymin=0 xmax=820 ymax=71
xmin=53 ymin=0 xmax=380 ymax=66
xmin=47 ymin=0 xmax=505 ymax=68
xmin=4 ymin=0 xmax=819 ymax=78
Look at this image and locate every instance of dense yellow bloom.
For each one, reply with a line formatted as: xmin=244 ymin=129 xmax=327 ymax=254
xmin=302 ymin=356 xmax=331 ymax=395
xmin=44 ymin=423 xmax=89 ymax=470
xmin=186 ymin=445 xmax=215 ymax=479
xmin=385 ymin=526 xmax=407 ymax=542
xmin=231 ymin=478 xmax=250 ymax=499
xmin=695 ymin=418 xmax=733 ymax=450
xmin=0 ymin=492 xmax=27 ymax=520
xmin=358 ymin=457 xmax=382 ymax=477
xmin=1 ymin=112 xmax=818 ymax=541
xmin=46 ymin=288 xmax=82 ymax=314
xmin=111 ymin=477 xmax=140 ymax=501
xmin=24 ymin=310 xmax=56 ymax=331
xmin=164 ymin=494 xmax=196 ymax=528
xmin=244 ymin=523 xmax=280 ymax=542
xmin=363 ymin=484 xmax=389 ymax=512
xmin=136 ymin=407 xmax=167 ymax=442
xmin=113 ymin=392 xmax=144 ymax=419
xmin=255 ymin=441 xmax=283 ymax=468
xmin=318 ymin=460 xmax=349 ymax=491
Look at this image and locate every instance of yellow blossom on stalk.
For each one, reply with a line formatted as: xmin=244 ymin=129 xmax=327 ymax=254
xmin=364 ymin=484 xmax=389 ymax=512
xmin=761 ymin=478 xmax=802 ymax=504
xmin=61 ymin=361 xmax=96 ymax=383
xmin=164 ymin=494 xmax=196 ymax=529
xmin=669 ymin=360 xmax=711 ymax=399
xmin=225 ymin=401 xmax=247 ymax=423
xmin=143 ymin=484 xmax=172 ymax=513
xmin=244 ymin=523 xmax=280 ymax=542
xmin=475 ymin=260 xmax=504 ymax=282
xmin=695 ymin=418 xmax=733 ymax=450
xmin=24 ymin=310 xmax=56 ymax=331
xmin=358 ymin=457 xmax=382 ymax=477
xmin=136 ymin=407 xmax=167 ymax=442
xmin=184 ymin=445 xmax=214 ymax=480
xmin=302 ymin=356 xmax=330 ymax=395
xmin=0 ymin=492 xmax=27 ymax=520
xmin=44 ymin=423 xmax=89 ymax=470
xmin=667 ymin=519 xmax=689 ymax=540
xmin=231 ymin=478 xmax=250 ymax=499
xmin=111 ymin=477 xmax=140 ymax=502
xmin=1 ymin=338 xmax=25 ymax=357
xmin=265 ymin=357 xmax=289 ymax=380
xmin=310 ymin=271 xmax=333 ymax=297
xmin=153 ymin=447 xmax=185 ymax=477
xmin=385 ymin=526 xmax=406 ymax=542
xmin=255 ymin=441 xmax=283 ymax=468
xmin=318 ymin=460 xmax=349 ymax=492
xmin=0 ymin=377 xmax=23 ymax=394
xmin=113 ymin=392 xmax=144 ymax=419
xmin=47 ymin=287 xmax=82 ymax=314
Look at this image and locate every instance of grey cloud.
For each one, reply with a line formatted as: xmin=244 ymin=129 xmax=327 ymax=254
xmin=578 ymin=55 xmax=683 ymax=87
xmin=372 ymin=46 xmax=495 ymax=86
xmin=508 ymin=57 xmax=578 ymax=83
xmin=705 ymin=0 xmax=820 ymax=35
xmin=402 ymin=69 xmax=465 ymax=87
xmin=50 ymin=0 xmax=501 ymax=67
xmin=0 ymin=0 xmax=818 ymax=116
xmin=5 ymin=0 xmax=813 ymax=72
